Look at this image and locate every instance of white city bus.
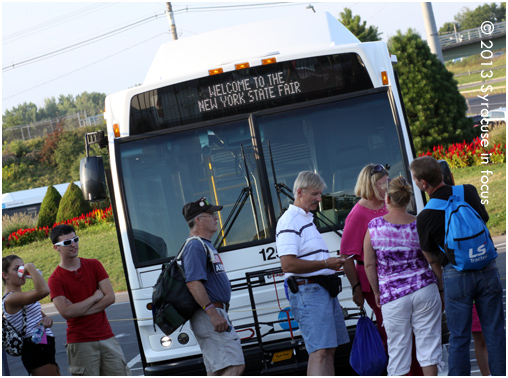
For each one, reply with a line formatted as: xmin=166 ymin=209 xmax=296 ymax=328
xmin=80 ymin=12 xmax=425 ymax=375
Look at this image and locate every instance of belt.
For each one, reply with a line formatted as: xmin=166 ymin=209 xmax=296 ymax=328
xmin=212 ymin=302 xmax=229 ymax=311
xmin=296 ymin=278 xmax=318 ymax=286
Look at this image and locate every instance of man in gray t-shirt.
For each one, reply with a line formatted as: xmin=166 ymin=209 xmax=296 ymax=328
xmin=182 ymin=238 xmax=230 ymax=306
xmin=181 ymin=197 xmax=245 ymax=376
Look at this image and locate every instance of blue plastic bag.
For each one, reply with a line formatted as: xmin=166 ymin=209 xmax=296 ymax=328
xmin=349 ymin=312 xmax=387 ymax=376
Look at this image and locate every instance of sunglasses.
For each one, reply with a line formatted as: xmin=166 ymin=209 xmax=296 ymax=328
xmin=370 ymin=164 xmax=387 ymax=176
xmin=54 ymin=236 xmax=79 ymax=246
xmin=199 ymin=212 xmax=217 ymax=218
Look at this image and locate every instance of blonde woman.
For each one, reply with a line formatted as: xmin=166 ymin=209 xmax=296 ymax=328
xmin=340 ymin=164 xmax=389 ymax=340
xmin=364 ymin=176 xmax=442 ymax=376
xmin=2 ymin=255 xmax=60 ymax=376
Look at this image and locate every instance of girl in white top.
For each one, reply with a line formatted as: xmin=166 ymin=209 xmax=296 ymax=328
xmin=2 ymin=255 xmax=60 ymax=376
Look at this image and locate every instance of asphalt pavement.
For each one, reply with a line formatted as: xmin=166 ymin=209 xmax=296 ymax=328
xmin=4 ymin=236 xmax=506 ymax=376
xmin=466 ymin=92 xmax=506 ymax=115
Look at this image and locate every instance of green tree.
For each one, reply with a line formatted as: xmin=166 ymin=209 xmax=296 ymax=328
xmin=388 ymin=29 xmax=475 ymax=154
xmin=55 ymin=182 xmax=92 ymax=223
xmin=454 ymin=3 xmax=506 ymax=30
xmin=40 ymin=97 xmax=59 ymax=120
xmin=54 ymin=132 xmax=84 ymax=181
xmin=36 ymin=185 xmax=62 ymax=228
xmin=3 ymin=91 xmax=106 ymax=129
xmin=2 ymin=102 xmax=39 ymax=129
xmin=439 ymin=22 xmax=459 ymax=35
xmin=56 ymin=94 xmax=77 ymax=116
xmin=75 ymin=92 xmax=106 ymax=117
xmin=338 ymin=8 xmax=382 ymax=42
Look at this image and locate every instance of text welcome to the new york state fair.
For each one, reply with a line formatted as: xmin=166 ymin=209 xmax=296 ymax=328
xmin=198 ymin=71 xmax=302 ymax=112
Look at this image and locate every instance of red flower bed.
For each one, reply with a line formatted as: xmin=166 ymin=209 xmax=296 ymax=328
xmin=3 ymin=206 xmax=114 ymax=249
xmin=419 ymin=137 xmax=506 ymax=168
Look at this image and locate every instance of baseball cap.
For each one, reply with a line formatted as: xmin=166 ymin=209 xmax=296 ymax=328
xmin=182 ymin=196 xmax=223 ymax=221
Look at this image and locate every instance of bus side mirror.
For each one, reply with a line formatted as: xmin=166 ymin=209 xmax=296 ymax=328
xmin=438 ymin=160 xmax=455 ymax=186
xmin=80 ymin=156 xmax=107 ymax=202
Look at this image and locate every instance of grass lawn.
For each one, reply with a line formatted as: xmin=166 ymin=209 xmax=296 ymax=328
xmin=445 ymin=51 xmax=506 ymax=75
xmin=451 ymin=163 xmax=505 ymax=236
xmin=454 ymin=68 xmax=505 ymax=86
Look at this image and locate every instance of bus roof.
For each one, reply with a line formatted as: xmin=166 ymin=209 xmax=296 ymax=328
xmin=144 ymin=11 xmax=359 ymax=85
xmin=2 ymin=182 xmax=81 ymax=209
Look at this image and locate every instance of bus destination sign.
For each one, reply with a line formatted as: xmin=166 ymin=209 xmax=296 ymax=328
xmin=198 ymin=71 xmax=302 ymax=113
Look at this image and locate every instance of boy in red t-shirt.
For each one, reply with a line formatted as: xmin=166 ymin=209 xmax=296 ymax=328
xmin=48 ymin=225 xmax=131 ymax=376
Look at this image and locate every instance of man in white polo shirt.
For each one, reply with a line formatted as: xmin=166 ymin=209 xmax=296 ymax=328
xmin=276 ymin=171 xmax=348 ymax=376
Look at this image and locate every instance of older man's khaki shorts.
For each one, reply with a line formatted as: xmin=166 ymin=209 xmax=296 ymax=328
xmin=190 ymin=307 xmax=245 ymax=373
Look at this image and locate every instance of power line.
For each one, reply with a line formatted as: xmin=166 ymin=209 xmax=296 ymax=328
xmin=173 ymin=2 xmax=302 ymax=14
xmin=2 ymin=2 xmax=307 ymax=72
xmin=2 ymin=33 xmax=167 ymax=101
xmin=2 ymin=13 xmax=164 ymax=71
xmin=3 ymin=3 xmax=116 ymax=44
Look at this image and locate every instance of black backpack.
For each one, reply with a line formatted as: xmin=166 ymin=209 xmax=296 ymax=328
xmin=152 ymin=236 xmax=212 ymax=336
xmin=2 ymin=293 xmax=27 ymax=356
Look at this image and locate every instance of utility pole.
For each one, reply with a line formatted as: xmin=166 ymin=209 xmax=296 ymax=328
xmin=166 ymin=2 xmax=178 ymax=40
xmin=421 ymin=2 xmax=444 ymax=63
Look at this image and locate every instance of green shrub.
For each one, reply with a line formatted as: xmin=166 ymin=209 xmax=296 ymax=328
xmin=40 ymin=126 xmax=63 ymax=166
xmin=55 ymin=182 xmax=92 ymax=223
xmin=54 ymin=132 xmax=84 ymax=181
xmin=2 ymin=212 xmax=37 ymax=238
xmin=10 ymin=140 xmax=29 ymax=158
xmin=36 ymin=185 xmax=62 ymax=228
xmin=489 ymin=124 xmax=506 ymax=148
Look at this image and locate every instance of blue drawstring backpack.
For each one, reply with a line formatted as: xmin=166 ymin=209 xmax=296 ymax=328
xmin=349 ymin=310 xmax=387 ymax=376
xmin=424 ymin=185 xmax=497 ymax=271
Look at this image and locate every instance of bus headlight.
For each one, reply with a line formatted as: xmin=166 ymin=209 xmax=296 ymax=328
xmin=160 ymin=336 xmax=172 ymax=348
xmin=177 ymin=333 xmax=190 ymax=345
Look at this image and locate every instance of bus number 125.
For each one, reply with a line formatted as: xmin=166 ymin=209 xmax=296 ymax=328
xmin=259 ymin=247 xmax=277 ymax=261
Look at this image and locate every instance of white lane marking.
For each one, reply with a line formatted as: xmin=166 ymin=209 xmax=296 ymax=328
xmin=128 ymin=354 xmax=141 ymax=368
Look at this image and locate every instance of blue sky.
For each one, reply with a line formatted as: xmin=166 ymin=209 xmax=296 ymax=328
xmin=1 ymin=1 xmax=491 ymax=115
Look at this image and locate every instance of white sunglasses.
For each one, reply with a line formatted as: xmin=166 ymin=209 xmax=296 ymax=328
xmin=54 ymin=236 xmax=80 ymax=246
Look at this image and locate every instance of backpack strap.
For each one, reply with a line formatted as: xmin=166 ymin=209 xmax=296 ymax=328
xmin=2 ymin=293 xmax=27 ymax=337
xmin=176 ymin=236 xmax=214 ymax=263
xmin=424 ymin=198 xmax=448 ymax=211
xmin=424 ymin=185 xmax=465 ymax=211
xmin=452 ymin=185 xmax=465 ymax=200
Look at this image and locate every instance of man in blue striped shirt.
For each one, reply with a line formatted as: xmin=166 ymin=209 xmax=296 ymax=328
xmin=276 ymin=171 xmax=348 ymax=376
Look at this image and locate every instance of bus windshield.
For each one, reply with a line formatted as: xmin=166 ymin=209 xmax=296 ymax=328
xmin=118 ymin=89 xmax=409 ymax=267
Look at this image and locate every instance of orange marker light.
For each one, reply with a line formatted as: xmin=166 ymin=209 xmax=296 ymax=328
xmin=262 ymin=57 xmax=277 ymax=65
xmin=208 ymin=68 xmax=224 ymax=76
xmin=113 ymin=123 xmax=120 ymax=138
xmin=235 ymin=62 xmax=250 ymax=70
xmin=381 ymin=71 xmax=389 ymax=85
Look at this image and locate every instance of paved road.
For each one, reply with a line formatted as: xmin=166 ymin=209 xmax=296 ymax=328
xmin=5 ymin=236 xmax=506 ymax=376
xmin=466 ymin=93 xmax=506 ymax=115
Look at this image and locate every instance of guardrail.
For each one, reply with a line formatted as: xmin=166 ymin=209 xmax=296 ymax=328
xmin=439 ymin=21 xmax=506 ymax=47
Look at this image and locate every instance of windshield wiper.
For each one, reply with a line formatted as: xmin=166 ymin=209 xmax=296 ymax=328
xmin=214 ymin=144 xmax=260 ymax=249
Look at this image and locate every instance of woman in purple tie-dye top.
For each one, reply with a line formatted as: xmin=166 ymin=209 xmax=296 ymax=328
xmin=364 ymin=176 xmax=442 ymax=376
